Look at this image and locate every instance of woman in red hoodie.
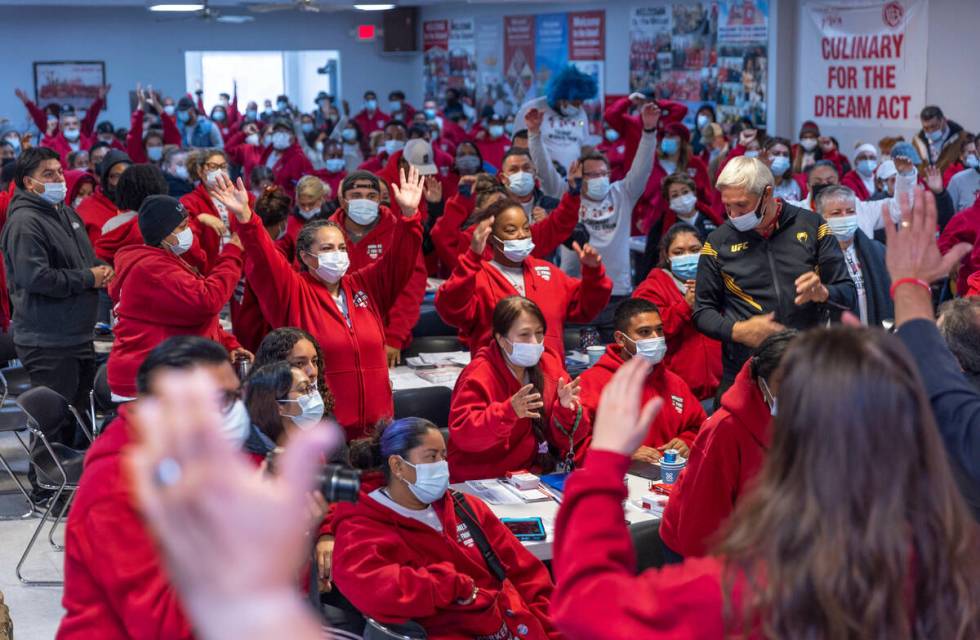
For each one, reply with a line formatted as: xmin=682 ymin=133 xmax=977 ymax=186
xmin=105 ymin=195 xmax=249 ymax=400
xmin=448 ymin=296 xmax=587 ymax=482
xmin=658 ymin=330 xmax=795 ymax=561
xmin=216 ymin=168 xmax=425 ymax=441
xmin=333 ymin=417 xmax=561 ymax=640
xmin=436 ymin=197 xmax=612 ymax=355
xmin=551 ymin=329 xmax=979 ymax=639
xmin=259 ymin=118 xmax=315 ymax=200
xmin=633 ymin=222 xmax=722 ymax=401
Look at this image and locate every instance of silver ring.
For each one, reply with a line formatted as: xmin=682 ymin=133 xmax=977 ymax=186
xmin=154 ymin=457 xmax=183 ymax=487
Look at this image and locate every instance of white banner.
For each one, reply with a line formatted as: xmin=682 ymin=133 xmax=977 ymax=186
xmin=799 ymin=0 xmax=928 ymax=127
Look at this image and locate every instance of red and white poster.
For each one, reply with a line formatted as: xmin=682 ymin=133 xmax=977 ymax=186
xmin=799 ymin=0 xmax=928 ymax=127
xmin=569 ymin=10 xmax=605 ymax=61
xmin=504 ymin=15 xmax=536 ymax=105
xmin=423 ymin=20 xmax=449 ymax=99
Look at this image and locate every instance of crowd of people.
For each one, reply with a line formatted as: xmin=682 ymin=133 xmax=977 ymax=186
xmin=0 ymin=62 xmax=977 ymax=639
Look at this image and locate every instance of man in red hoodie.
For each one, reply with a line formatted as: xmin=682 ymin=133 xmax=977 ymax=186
xmin=577 ymin=298 xmax=704 ymax=462
xmin=16 ymin=85 xmax=110 ymax=165
xmin=658 ymin=330 xmax=796 ymax=561
xmin=352 ymin=90 xmax=390 ymax=137
xmin=58 ymin=336 xmax=243 ymax=640
xmin=76 ymin=149 xmax=131 ymax=246
xmin=260 ymin=118 xmax=314 ymax=201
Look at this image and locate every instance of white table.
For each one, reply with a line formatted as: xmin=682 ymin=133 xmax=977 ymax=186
xmin=389 ymin=351 xmax=470 ymax=391
xmin=452 ymin=474 xmax=661 ymax=561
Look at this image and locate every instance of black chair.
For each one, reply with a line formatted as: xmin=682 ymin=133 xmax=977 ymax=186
xmin=0 ymin=366 xmax=32 ymax=402
xmin=89 ymin=362 xmax=116 ymax=434
xmin=14 ymin=386 xmax=91 ymax=585
xmin=401 ymin=336 xmax=463 ymax=359
xmin=630 ymin=520 xmax=666 ymax=572
xmin=393 ymin=387 xmax=453 ymax=430
xmin=363 ymin=619 xmax=427 ymax=639
xmin=411 ymin=305 xmax=457 ymax=338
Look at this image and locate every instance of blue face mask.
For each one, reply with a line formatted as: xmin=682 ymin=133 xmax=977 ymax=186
xmin=669 ymin=253 xmax=699 ymax=281
xmin=770 ymin=155 xmax=790 ymax=176
xmin=325 ymin=158 xmax=345 ymax=173
xmin=424 ymin=108 xmax=437 ymax=119
xmin=211 ymin=110 xmax=226 ymax=122
xmin=965 ymin=154 xmax=979 ymax=169
xmin=928 ymin=128 xmax=944 ymax=143
xmin=246 ymin=109 xmax=257 ymax=120
xmin=605 ymin=129 xmax=620 ymax=142
xmin=277 ymin=101 xmax=289 ymax=112
xmin=365 ymin=99 xmax=378 ymax=111
xmin=660 ymin=137 xmax=679 ymax=155
xmin=177 ymin=110 xmax=191 ymax=124
xmin=856 ymin=159 xmax=878 ymax=177
xmin=301 ymin=122 xmax=314 ymax=134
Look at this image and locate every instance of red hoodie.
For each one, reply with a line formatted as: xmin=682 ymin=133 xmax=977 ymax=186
xmin=632 ymin=268 xmax=722 ymax=400
xmin=353 ymin=108 xmax=390 ymax=137
xmin=330 ymin=204 xmax=427 ymax=349
xmin=603 ymin=97 xmax=688 ymax=170
xmin=840 ymin=169 xmax=874 ymax=201
xmin=231 ymin=207 xmax=422 ymax=440
xmin=95 ymin=213 xmax=212 ymax=273
xmin=259 ymin=142 xmax=315 ymax=201
xmin=551 ymin=449 xmax=748 ymax=639
xmin=658 ymin=362 xmax=772 ymax=558
xmin=76 ymin=187 xmax=119 ymax=247
xmin=313 ymin=166 xmax=347 ymax=200
xmin=577 ymin=344 xmax=704 ymax=449
xmin=448 ymin=344 xmax=589 ymax=482
xmin=30 ymin=96 xmax=109 ymax=165
xmin=105 ymin=243 xmax=243 ymax=398
xmin=65 ymin=169 xmax=96 ymax=209
xmin=938 ymin=197 xmax=980 ymax=294
xmin=332 ymin=489 xmax=560 ymax=640
xmin=180 ymin=183 xmax=256 ymax=270
xmin=125 ymin=108 xmax=181 ymax=164
xmin=57 ymin=408 xmax=195 ymax=639
xmin=435 ymin=246 xmax=612 ymax=356
xmin=224 ymin=129 xmax=265 ymax=185
xmin=634 ymin=154 xmax=715 ymax=235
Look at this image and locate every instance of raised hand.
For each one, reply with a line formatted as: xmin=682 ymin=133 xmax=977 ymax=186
xmin=684 ymin=280 xmax=696 ymax=307
xmin=424 ymin=175 xmax=443 ymax=204
xmin=98 ymin=84 xmax=112 ymax=100
xmin=211 ymin=174 xmax=252 ymax=223
xmin=640 ymin=102 xmax=662 ymax=130
xmin=470 ymin=217 xmax=494 ymax=255
xmin=628 ymin=92 xmax=646 ymax=106
xmin=557 ymin=377 xmax=581 ymax=411
xmin=566 ymin=159 xmax=582 ymax=190
xmin=531 ymin=206 xmax=548 ymax=224
xmin=591 ymin=356 xmax=663 ymax=456
xmin=572 ymin=241 xmax=602 ymax=268
xmin=197 ymin=213 xmax=228 ymax=237
xmin=924 ymin=165 xmax=944 ymax=195
xmin=738 ymin=128 xmax=757 ymax=147
xmin=14 ymin=88 xmax=29 ymax=104
xmin=391 ymin=164 xmax=425 ymax=216
xmin=885 ymin=186 xmax=972 ymax=284
xmin=137 ymin=82 xmax=147 ymax=112
xmin=511 ymin=383 xmax=544 ymax=419
xmin=525 ymin=108 xmax=543 ymax=134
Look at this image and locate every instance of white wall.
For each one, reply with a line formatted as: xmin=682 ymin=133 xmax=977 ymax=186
xmin=0 ymin=5 xmax=423 ymax=129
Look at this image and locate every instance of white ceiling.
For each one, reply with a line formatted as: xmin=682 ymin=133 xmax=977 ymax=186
xmin=0 ymin=0 xmax=580 ymax=6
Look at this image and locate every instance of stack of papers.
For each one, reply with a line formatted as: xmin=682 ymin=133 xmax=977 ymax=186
xmin=465 ymin=479 xmax=554 ymax=505
xmin=405 ymin=352 xmax=472 ymax=368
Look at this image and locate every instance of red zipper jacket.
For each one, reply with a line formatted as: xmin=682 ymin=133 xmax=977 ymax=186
xmin=551 ymin=449 xmax=748 ymax=639
xmin=75 ymin=187 xmax=119 ymax=247
xmin=329 ymin=204 xmax=427 ymax=349
xmin=353 ymin=108 xmax=391 ymax=137
xmin=231 ymin=207 xmax=422 ymax=440
xmin=577 ymin=344 xmax=704 ymax=449
xmin=448 ymin=343 xmax=589 ymax=482
xmin=659 ymin=362 xmax=772 ymax=558
xmin=258 ymin=142 xmax=315 ymax=201
xmin=603 ymin=96 xmax=688 ymax=169
xmin=125 ymin=108 xmax=181 ymax=164
xmin=106 ymin=242 xmax=243 ymax=398
xmin=57 ymin=408 xmax=195 ymax=639
xmin=224 ymin=129 xmax=265 ymax=186
xmin=938 ymin=197 xmax=980 ymax=294
xmin=180 ymin=183 xmax=256 ymax=271
xmin=632 ymin=268 xmax=722 ymax=400
xmin=332 ymin=489 xmax=560 ymax=640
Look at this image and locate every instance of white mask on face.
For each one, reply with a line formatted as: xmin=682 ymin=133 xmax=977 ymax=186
xmin=626 ymin=334 xmax=667 ymax=365
xmin=507 ymin=171 xmax=535 ymax=197
xmin=495 ymin=236 xmax=535 ymax=263
xmin=800 ymin=138 xmax=818 ymax=152
xmin=271 ymin=131 xmax=292 ymax=150
xmin=220 ymin=399 xmax=251 ymax=447
xmin=32 ymin=179 xmax=67 ymax=205
xmin=280 ymin=392 xmax=325 ymax=430
xmin=669 ymin=193 xmax=697 ymax=215
xmin=245 ymin=133 xmax=260 ymax=146
xmin=347 ymin=198 xmax=380 ymax=226
xmin=384 ymin=139 xmax=405 ymax=156
xmin=298 ymin=206 xmax=320 ymax=220
xmin=585 ymin=176 xmax=611 ymax=201
xmin=400 ymin=458 xmax=450 ymax=504
xmin=63 ymin=128 xmax=80 ymax=142
xmin=313 ymin=250 xmax=350 ymax=283
xmin=167 ymin=226 xmax=193 ymax=255
xmin=205 ymin=169 xmax=227 ymax=188
xmin=503 ymin=337 xmax=545 ymax=368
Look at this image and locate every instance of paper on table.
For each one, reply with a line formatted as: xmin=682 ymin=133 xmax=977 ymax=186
xmin=500 ymin=482 xmax=553 ymax=504
xmin=464 ymin=480 xmax=525 ymax=505
xmin=405 ymin=351 xmax=472 ymax=367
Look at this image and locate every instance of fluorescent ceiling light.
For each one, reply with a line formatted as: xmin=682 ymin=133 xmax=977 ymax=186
xmin=149 ymin=3 xmax=205 ymax=11
xmin=354 ymin=4 xmax=395 ymax=10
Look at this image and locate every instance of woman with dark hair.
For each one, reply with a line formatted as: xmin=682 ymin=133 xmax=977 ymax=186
xmin=633 ymin=222 xmax=722 ymax=401
xmin=242 ymin=361 xmax=323 ymax=462
xmin=214 ymin=168 xmax=425 ymax=441
xmin=333 ymin=417 xmax=560 ymax=639
xmin=658 ymin=330 xmax=796 ymax=561
xmin=436 ymin=198 xmax=611 ymax=356
xmin=763 ymin=136 xmax=805 ymax=201
xmin=552 ymin=328 xmax=980 ymax=638
xmin=254 ymin=326 xmax=335 ymax=417
xmin=448 ymin=296 xmax=587 ymax=482
xmin=690 ymin=104 xmax=717 ymax=156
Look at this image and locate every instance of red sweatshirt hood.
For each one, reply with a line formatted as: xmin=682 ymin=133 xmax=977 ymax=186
xmin=377 ymin=149 xmax=405 ymax=187
xmin=332 ymin=483 xmax=454 ymax=534
xmin=720 ymin=361 xmax=773 ymax=449
xmin=65 ymin=169 xmax=96 ymax=204
xmin=110 ymin=243 xmax=194 ymax=301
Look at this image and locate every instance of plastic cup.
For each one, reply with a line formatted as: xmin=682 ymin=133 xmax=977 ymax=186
xmin=586 ymin=345 xmax=605 ymax=365
xmin=659 ymin=449 xmax=686 ymax=484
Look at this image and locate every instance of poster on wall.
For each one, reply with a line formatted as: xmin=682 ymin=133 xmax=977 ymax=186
xmin=535 ymin=13 xmax=569 ymax=98
xmin=33 ymin=61 xmax=105 ymax=110
xmin=423 ymin=20 xmax=450 ymax=100
xmin=504 ymin=15 xmax=536 ymax=107
xmin=628 ymin=2 xmax=769 ymax=127
xmin=475 ymin=17 xmax=510 ymax=112
xmin=569 ymin=10 xmax=606 ymax=134
xmin=798 ymin=0 xmax=928 ymax=128
xmin=447 ymin=18 xmax=477 ymax=94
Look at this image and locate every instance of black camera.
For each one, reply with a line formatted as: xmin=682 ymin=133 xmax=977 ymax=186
xmin=318 ymin=464 xmax=361 ymax=503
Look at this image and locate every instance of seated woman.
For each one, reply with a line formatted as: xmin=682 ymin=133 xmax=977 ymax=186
xmin=633 ymin=223 xmax=722 ymax=402
xmin=106 ymin=194 xmax=249 ymax=401
xmin=254 ymin=326 xmax=335 ymax=417
xmin=242 ymin=361 xmax=324 ymax=463
xmin=436 ymin=197 xmax=612 ymax=356
xmin=448 ymin=296 xmax=587 ymax=482
xmin=213 ymin=168 xmax=425 ymax=441
xmin=333 ymin=417 xmax=560 ymax=640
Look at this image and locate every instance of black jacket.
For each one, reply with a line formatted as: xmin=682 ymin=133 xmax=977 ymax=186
xmin=845 ymin=230 xmax=893 ymax=327
xmin=1 ymin=188 xmax=99 ymax=347
xmin=693 ymin=201 xmax=856 ymax=375
xmin=164 ymin=172 xmax=194 ymax=199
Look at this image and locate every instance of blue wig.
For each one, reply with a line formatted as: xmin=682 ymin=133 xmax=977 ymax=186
xmin=546 ymin=65 xmax=598 ymax=110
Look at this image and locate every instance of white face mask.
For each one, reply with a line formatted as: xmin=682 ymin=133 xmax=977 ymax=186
xmin=280 ymin=392 xmax=325 ymax=430
xmin=561 ymin=104 xmax=581 ymax=118
xmin=174 ymin=165 xmax=189 ymax=180
xmin=585 ymin=176 xmax=611 ymax=201
xmin=669 ymin=193 xmax=697 ymax=215
xmin=495 ymin=236 xmax=535 ymax=263
xmin=167 ymin=226 xmax=193 ymax=255
xmin=245 ymin=133 xmax=259 ymax=146
xmin=297 ymin=206 xmax=320 ymax=220
xmin=63 ymin=128 xmax=80 ymax=142
xmin=31 ymin=179 xmax=67 ymax=205
xmin=313 ymin=250 xmax=350 ymax=284
xmin=206 ymin=169 xmax=227 ymax=188
xmin=400 ymin=458 xmax=450 ymax=504
xmin=507 ymin=171 xmax=535 ymax=197
xmin=271 ymin=131 xmax=292 ymax=150
xmin=503 ymin=337 xmax=545 ymax=368
xmin=626 ymin=335 xmax=667 ymax=365
xmin=164 ymin=105 xmax=176 ymax=116
xmin=221 ymin=399 xmax=251 ymax=447
xmin=347 ymin=198 xmax=379 ymax=226
xmin=800 ymin=138 xmax=818 ymax=152
xmin=384 ymin=139 xmax=405 ymax=156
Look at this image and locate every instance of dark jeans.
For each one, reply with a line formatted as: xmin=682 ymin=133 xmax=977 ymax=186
xmin=16 ymin=341 xmax=95 ymax=453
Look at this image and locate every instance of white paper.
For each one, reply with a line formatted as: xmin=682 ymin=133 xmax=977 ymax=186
xmin=464 ymin=480 xmax=525 ymax=505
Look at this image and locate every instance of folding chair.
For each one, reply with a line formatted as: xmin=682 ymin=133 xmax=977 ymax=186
xmin=14 ymin=386 xmax=91 ymax=586
xmin=88 ymin=362 xmax=116 ymax=435
xmin=0 ymin=371 xmax=33 ymax=518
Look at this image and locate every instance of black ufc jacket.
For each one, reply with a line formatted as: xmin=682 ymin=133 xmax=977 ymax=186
xmin=693 ymin=201 xmax=856 ymax=377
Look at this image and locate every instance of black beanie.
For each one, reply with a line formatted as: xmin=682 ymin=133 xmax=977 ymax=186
xmin=139 ymin=195 xmax=187 ymax=247
xmin=98 ymin=149 xmax=132 ymax=187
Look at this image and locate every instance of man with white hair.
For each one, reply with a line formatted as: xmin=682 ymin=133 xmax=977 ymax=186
xmin=693 ymin=157 xmax=855 ymax=396
xmin=813 ymin=184 xmax=893 ymax=327
xmin=841 ymin=143 xmax=879 ymax=200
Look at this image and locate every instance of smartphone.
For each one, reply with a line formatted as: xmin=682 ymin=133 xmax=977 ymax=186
xmin=501 ymin=517 xmax=547 ymax=541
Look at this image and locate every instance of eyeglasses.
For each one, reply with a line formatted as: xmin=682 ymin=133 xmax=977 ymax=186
xmin=203 ymin=162 xmax=228 ymax=172
xmin=583 ymin=171 xmax=610 ymax=179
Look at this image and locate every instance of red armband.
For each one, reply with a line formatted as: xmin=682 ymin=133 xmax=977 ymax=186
xmin=889 ymin=277 xmax=931 ymax=299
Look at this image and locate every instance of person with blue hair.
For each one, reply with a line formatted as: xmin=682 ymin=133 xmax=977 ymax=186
xmin=515 ymin=65 xmax=598 ymax=173
xmin=333 ymin=416 xmax=561 ymax=639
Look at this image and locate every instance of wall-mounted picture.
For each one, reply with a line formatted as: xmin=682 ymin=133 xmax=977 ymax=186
xmin=33 ymin=61 xmax=106 ymax=110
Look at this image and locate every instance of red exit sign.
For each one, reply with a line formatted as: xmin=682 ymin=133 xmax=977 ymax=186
xmin=357 ymin=24 xmax=376 ymax=40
